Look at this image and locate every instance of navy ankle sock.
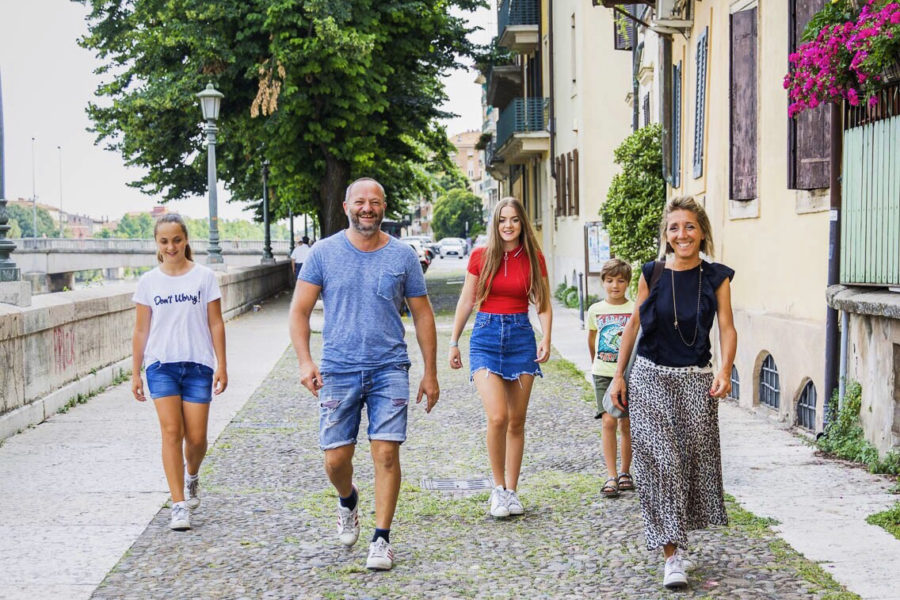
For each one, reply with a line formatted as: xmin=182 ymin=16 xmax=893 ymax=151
xmin=372 ymin=528 xmax=390 ymax=543
xmin=339 ymin=488 xmax=357 ymax=511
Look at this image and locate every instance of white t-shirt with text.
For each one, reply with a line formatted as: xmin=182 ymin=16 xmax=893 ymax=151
xmin=132 ymin=264 xmax=222 ymax=370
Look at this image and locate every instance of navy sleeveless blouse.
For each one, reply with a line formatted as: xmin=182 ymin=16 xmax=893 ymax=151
xmin=636 ymin=260 xmax=735 ymax=368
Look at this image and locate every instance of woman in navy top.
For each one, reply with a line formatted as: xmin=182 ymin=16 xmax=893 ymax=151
xmin=608 ymin=196 xmax=737 ymax=591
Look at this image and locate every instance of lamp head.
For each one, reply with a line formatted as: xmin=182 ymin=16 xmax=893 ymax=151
xmin=196 ymin=83 xmax=224 ymax=121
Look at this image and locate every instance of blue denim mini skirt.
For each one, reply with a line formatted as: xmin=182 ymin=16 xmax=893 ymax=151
xmin=469 ymin=311 xmax=543 ymax=381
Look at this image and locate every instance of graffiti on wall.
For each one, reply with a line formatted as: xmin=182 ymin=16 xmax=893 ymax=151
xmin=53 ymin=327 xmax=76 ymax=372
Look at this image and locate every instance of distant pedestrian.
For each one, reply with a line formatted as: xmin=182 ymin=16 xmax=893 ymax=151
xmin=131 ymin=214 xmax=228 ymax=532
xmin=291 ymin=235 xmax=311 ymax=280
xmin=586 ymin=258 xmax=635 ymax=498
xmin=289 ymin=177 xmax=439 ymax=571
xmin=448 ymin=196 xmax=551 ymax=518
xmin=608 ymin=196 xmax=737 ymax=590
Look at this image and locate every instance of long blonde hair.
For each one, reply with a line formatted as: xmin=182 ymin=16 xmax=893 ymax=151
xmin=658 ymin=195 xmax=715 ymax=259
xmin=475 ymin=197 xmax=549 ymax=311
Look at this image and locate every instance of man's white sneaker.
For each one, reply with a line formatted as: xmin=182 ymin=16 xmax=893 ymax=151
xmin=506 ymin=489 xmax=524 ymax=515
xmin=169 ymin=502 xmax=191 ymax=531
xmin=337 ymin=485 xmax=360 ymax=546
xmin=185 ymin=476 xmax=201 ymax=510
xmin=366 ymin=538 xmax=394 ymax=571
xmin=663 ymin=555 xmax=688 ymax=589
xmin=489 ymin=486 xmax=510 ymax=518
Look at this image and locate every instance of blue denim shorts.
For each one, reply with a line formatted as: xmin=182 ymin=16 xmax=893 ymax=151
xmin=469 ymin=312 xmax=543 ymax=381
xmin=317 ymin=364 xmax=410 ymax=450
xmin=146 ymin=361 xmax=214 ymax=404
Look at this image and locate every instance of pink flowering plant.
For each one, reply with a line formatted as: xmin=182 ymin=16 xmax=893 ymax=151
xmin=785 ymin=0 xmax=900 ymax=116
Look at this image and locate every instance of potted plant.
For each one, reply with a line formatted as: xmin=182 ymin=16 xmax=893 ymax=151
xmin=784 ymin=0 xmax=900 ymax=116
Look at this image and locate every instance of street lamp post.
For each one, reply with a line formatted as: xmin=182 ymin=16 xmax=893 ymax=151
xmin=196 ymin=83 xmax=225 ymax=267
xmin=31 ymin=137 xmax=37 ymax=239
xmin=0 ymin=68 xmax=22 ymax=283
xmin=58 ymin=145 xmax=63 ymax=237
xmin=261 ymin=160 xmax=274 ymax=264
xmin=289 ymin=207 xmax=295 ymax=253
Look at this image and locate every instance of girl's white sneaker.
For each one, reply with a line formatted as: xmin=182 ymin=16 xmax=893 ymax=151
xmin=489 ymin=486 xmax=510 ymax=518
xmin=506 ymin=489 xmax=524 ymax=515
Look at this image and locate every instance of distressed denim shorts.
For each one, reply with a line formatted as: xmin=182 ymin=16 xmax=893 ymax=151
xmin=469 ymin=312 xmax=543 ymax=381
xmin=146 ymin=361 xmax=214 ymax=404
xmin=317 ymin=364 xmax=411 ymax=450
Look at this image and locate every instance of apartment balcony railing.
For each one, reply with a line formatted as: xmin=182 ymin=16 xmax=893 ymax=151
xmin=495 ymin=97 xmax=549 ymax=152
xmin=498 ymin=0 xmax=539 ymax=52
xmin=486 ymin=64 xmax=522 ymax=111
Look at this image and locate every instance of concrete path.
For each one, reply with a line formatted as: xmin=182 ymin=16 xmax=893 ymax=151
xmin=547 ymin=299 xmax=900 ymax=600
xmin=0 ymin=293 xmax=295 ymax=600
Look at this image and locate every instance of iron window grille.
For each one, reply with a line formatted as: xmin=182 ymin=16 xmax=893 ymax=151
xmin=759 ymin=354 xmax=780 ymax=409
xmin=796 ymin=380 xmax=817 ymax=431
xmin=730 ymin=365 xmax=740 ymax=400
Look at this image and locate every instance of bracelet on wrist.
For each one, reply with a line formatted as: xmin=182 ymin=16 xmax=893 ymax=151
xmin=449 ymin=340 xmax=459 ymax=348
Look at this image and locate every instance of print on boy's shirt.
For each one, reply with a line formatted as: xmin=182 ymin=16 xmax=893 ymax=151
xmin=594 ymin=313 xmax=630 ymax=363
xmin=154 ymin=289 xmax=203 ymax=306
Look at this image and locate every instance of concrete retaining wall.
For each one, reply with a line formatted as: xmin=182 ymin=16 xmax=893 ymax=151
xmin=0 ymin=262 xmax=292 ymax=441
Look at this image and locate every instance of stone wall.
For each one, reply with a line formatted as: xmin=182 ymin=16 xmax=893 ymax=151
xmin=0 ymin=262 xmax=292 ymax=440
xmin=828 ymin=285 xmax=900 ymax=455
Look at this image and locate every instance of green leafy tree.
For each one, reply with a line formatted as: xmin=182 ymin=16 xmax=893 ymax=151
xmin=7 ymin=204 xmax=58 ymax=238
xmin=78 ymin=0 xmax=480 ymax=237
xmin=431 ymin=187 xmax=484 ymax=240
xmin=7 ymin=218 xmax=21 ymax=239
xmin=114 ymin=213 xmax=155 ymax=239
xmin=599 ymin=124 xmax=666 ymax=267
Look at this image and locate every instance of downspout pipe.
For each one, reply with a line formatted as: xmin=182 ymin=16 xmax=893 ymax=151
xmin=839 ymin=309 xmax=848 ymax=409
xmin=823 ymin=101 xmax=843 ymax=431
xmin=548 ymin=0 xmax=556 ymax=177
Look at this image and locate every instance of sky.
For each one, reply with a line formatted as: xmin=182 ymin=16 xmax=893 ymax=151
xmin=0 ymin=1 xmax=494 ymax=222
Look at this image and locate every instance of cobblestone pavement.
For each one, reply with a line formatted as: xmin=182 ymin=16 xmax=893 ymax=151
xmin=93 ymin=285 xmax=856 ymax=599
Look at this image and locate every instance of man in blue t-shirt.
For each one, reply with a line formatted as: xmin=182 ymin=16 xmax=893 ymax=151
xmin=289 ymin=177 xmax=439 ymax=572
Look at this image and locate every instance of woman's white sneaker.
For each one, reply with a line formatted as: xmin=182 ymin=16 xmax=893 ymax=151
xmin=506 ymin=489 xmax=524 ymax=515
xmin=663 ymin=555 xmax=688 ymax=589
xmin=185 ymin=476 xmax=201 ymax=510
xmin=489 ymin=486 xmax=510 ymax=518
xmin=169 ymin=502 xmax=191 ymax=531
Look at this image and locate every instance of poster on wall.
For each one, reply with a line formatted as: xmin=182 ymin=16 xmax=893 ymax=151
xmin=585 ymin=221 xmax=610 ymax=274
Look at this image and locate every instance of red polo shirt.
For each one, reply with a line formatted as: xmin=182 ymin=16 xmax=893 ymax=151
xmin=467 ymin=245 xmax=547 ymax=314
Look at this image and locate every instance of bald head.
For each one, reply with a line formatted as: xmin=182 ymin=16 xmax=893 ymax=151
xmin=345 ymin=178 xmax=386 ymax=203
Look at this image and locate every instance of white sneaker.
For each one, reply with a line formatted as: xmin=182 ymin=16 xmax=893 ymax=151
xmin=366 ymin=537 xmax=394 ymax=571
xmin=337 ymin=485 xmax=360 ymax=546
xmin=506 ymin=489 xmax=524 ymax=515
xmin=169 ymin=502 xmax=191 ymax=531
xmin=663 ymin=555 xmax=688 ymax=589
xmin=489 ymin=486 xmax=510 ymax=518
xmin=185 ymin=476 xmax=201 ymax=510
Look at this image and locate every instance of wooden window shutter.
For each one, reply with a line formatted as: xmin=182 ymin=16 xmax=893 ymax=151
xmin=573 ymin=149 xmax=580 ymax=216
xmin=555 ymin=157 xmax=563 ymax=216
xmin=643 ymin=93 xmax=650 ymax=128
xmin=660 ymin=36 xmax=674 ymax=185
xmin=789 ymin=0 xmax=830 ymax=189
xmin=613 ymin=5 xmax=636 ymax=51
xmin=730 ymin=8 xmax=758 ymax=200
xmin=673 ymin=62 xmax=682 ymax=188
xmin=566 ymin=152 xmax=574 ymax=215
xmin=693 ymin=28 xmax=709 ymax=179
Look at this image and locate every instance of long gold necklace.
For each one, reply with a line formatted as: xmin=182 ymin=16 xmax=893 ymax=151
xmin=671 ymin=263 xmax=703 ymax=347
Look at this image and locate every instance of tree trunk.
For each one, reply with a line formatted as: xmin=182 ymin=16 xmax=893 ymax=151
xmin=319 ymin=155 xmax=350 ymax=237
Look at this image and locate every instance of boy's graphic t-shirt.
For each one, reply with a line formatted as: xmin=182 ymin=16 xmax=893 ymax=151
xmin=587 ymin=299 xmax=635 ymax=377
xmin=133 ymin=264 xmax=222 ymax=370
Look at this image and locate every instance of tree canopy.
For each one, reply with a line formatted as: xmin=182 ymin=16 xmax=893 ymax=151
xmin=599 ymin=124 xmax=666 ymax=268
xmin=78 ymin=0 xmax=483 ymax=236
xmin=7 ymin=204 xmax=57 ymax=238
xmin=431 ymin=187 xmax=484 ymax=240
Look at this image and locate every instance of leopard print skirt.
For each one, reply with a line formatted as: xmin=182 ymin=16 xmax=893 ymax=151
xmin=628 ymin=356 xmax=728 ymax=551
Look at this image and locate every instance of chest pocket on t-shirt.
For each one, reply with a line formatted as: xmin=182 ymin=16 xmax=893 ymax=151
xmin=377 ymin=270 xmax=406 ymax=303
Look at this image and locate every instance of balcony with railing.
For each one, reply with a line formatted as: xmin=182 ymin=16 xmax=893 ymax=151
xmin=498 ymin=0 xmax=540 ymax=53
xmin=494 ymin=97 xmax=550 ymax=164
xmin=486 ymin=64 xmax=522 ymax=111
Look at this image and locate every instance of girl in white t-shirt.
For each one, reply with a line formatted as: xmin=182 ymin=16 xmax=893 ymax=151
xmin=132 ymin=214 xmax=227 ymax=531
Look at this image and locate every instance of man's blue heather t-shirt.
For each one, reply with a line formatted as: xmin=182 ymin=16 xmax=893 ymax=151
xmin=300 ymin=231 xmax=427 ymax=373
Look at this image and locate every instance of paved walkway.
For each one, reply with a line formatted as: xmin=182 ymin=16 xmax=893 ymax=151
xmin=548 ymin=299 xmax=900 ymax=600
xmin=0 ymin=292 xmax=295 ymax=600
xmin=1 ymin=277 xmax=897 ymax=599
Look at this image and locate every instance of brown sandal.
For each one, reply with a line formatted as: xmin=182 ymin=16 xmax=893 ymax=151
xmin=601 ymin=477 xmax=619 ymax=498
xmin=617 ymin=472 xmax=635 ymax=491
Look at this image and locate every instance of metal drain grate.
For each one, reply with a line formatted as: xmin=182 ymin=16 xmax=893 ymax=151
xmin=421 ymin=477 xmax=493 ymax=492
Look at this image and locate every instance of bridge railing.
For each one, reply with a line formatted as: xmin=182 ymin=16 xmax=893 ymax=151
xmin=13 ymin=238 xmax=292 ymax=253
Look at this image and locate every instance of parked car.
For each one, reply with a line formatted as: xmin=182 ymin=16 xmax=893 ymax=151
xmin=439 ymin=237 xmax=467 ymax=259
xmin=401 ymin=236 xmax=437 ymax=261
xmin=401 ymin=238 xmax=430 ymax=272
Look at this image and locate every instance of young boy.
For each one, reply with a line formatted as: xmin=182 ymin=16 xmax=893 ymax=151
xmin=587 ymin=259 xmax=635 ymax=498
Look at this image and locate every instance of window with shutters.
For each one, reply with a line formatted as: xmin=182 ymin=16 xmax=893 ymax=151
xmin=566 ymin=152 xmax=574 ymax=214
xmin=573 ymin=149 xmax=580 ymax=216
xmin=730 ymin=8 xmax=758 ymax=200
xmin=673 ymin=62 xmax=682 ymax=189
xmin=693 ymin=28 xmax=709 ymax=179
xmin=643 ymin=93 xmax=650 ymax=128
xmin=788 ymin=0 xmax=831 ymax=190
xmin=555 ymin=156 xmax=565 ymax=216
xmin=613 ymin=5 xmax=637 ymax=51
xmin=660 ymin=36 xmax=674 ymax=184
